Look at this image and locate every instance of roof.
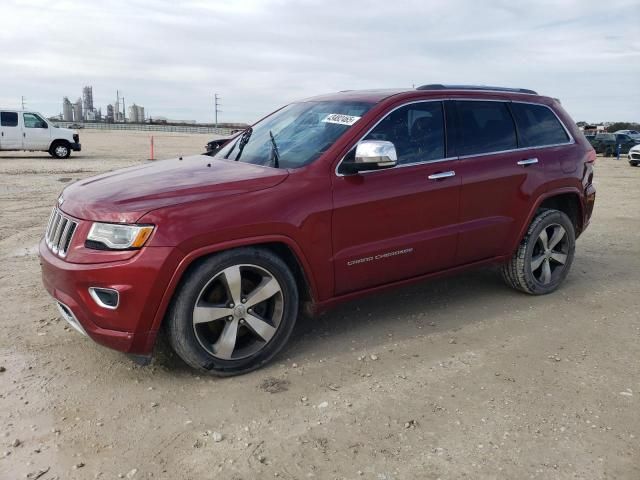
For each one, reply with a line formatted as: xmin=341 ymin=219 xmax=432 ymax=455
xmin=301 ymin=84 xmax=541 ymax=104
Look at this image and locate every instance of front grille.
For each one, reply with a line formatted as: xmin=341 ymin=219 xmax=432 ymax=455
xmin=73 ymin=134 xmax=79 ymax=143
xmin=632 ymin=153 xmax=640 ymax=160
xmin=45 ymin=208 xmax=78 ymax=257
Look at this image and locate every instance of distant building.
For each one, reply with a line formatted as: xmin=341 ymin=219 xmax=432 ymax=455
xmin=82 ymin=86 xmax=94 ymax=120
xmin=106 ymin=104 xmax=114 ymax=123
xmin=62 ymin=97 xmax=73 ymax=121
xmin=73 ymin=98 xmax=83 ymax=122
xmin=114 ymin=104 xmax=124 ymax=123
xmin=127 ymin=104 xmax=145 ymax=123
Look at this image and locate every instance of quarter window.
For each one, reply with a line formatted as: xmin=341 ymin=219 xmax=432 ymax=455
xmin=456 ymin=101 xmax=517 ymax=156
xmin=510 ymin=103 xmax=569 ymax=147
xmin=23 ymin=113 xmax=47 ymax=129
xmin=0 ymin=112 xmax=18 ymax=127
xmin=363 ymin=102 xmax=445 ymax=165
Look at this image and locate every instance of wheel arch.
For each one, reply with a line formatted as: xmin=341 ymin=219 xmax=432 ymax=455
xmin=146 ymin=235 xmax=319 ymax=344
xmin=49 ymin=138 xmax=71 ymax=152
xmin=510 ymin=188 xmax=584 ymax=254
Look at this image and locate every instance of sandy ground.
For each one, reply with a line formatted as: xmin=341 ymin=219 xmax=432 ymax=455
xmin=0 ymin=130 xmax=638 ymax=480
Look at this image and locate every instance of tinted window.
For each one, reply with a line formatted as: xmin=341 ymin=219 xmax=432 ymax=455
xmin=510 ymin=103 xmax=569 ymax=147
xmin=0 ymin=112 xmax=18 ymax=127
xmin=23 ymin=113 xmax=47 ymax=129
xmin=456 ymin=101 xmax=516 ymax=156
xmin=363 ymin=102 xmax=445 ymax=164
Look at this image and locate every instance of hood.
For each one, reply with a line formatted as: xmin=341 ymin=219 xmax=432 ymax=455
xmin=60 ymin=155 xmax=289 ymax=223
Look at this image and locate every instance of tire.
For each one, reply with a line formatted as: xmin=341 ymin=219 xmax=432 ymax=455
xmin=630 ymin=161 xmax=639 ymax=167
xmin=501 ymin=209 xmax=576 ymax=295
xmin=166 ymin=247 xmax=299 ymax=376
xmin=49 ymin=141 xmax=71 ymax=159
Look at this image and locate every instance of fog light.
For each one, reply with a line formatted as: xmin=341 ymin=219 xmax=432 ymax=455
xmin=89 ymin=287 xmax=119 ymax=309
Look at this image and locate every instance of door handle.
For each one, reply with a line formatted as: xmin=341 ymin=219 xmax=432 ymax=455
xmin=428 ymin=171 xmax=456 ymax=180
xmin=517 ymin=158 xmax=538 ymax=166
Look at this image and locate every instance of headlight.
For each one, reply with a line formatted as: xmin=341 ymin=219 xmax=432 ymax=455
xmin=86 ymin=223 xmax=154 ymax=250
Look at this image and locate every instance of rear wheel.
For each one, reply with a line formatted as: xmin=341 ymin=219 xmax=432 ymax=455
xmin=49 ymin=141 xmax=71 ymax=159
xmin=502 ymin=209 xmax=575 ymax=295
xmin=166 ymin=248 xmax=298 ymax=376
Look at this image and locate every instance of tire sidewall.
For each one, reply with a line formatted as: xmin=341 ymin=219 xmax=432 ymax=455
xmin=522 ymin=211 xmax=576 ymax=294
xmin=168 ymin=248 xmax=298 ymax=376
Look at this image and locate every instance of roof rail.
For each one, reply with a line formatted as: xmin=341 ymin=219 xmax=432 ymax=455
xmin=416 ymin=84 xmax=538 ymax=95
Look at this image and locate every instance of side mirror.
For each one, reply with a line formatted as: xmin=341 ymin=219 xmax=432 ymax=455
xmin=342 ymin=140 xmax=397 ymax=174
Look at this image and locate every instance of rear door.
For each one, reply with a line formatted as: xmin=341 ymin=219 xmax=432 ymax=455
xmin=22 ymin=113 xmax=51 ymax=150
xmin=453 ymin=100 xmax=573 ymax=265
xmin=331 ymin=100 xmax=461 ymax=295
xmin=452 ymin=99 xmax=544 ymax=264
xmin=0 ymin=111 xmax=22 ymax=150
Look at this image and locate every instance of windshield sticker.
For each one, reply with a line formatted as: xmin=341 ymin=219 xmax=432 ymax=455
xmin=322 ymin=113 xmax=361 ymax=126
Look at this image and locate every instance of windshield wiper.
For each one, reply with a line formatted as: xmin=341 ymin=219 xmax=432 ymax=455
xmin=225 ymin=127 xmax=252 ymax=161
xmin=268 ymin=130 xmax=280 ymax=168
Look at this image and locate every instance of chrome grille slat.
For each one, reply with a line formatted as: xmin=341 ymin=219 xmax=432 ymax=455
xmin=44 ymin=208 xmax=78 ymax=258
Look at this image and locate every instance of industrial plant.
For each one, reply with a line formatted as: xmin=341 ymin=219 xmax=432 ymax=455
xmin=60 ymin=86 xmax=145 ymax=124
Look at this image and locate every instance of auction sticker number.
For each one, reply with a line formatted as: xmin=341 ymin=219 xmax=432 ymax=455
xmin=322 ymin=113 xmax=361 ymax=126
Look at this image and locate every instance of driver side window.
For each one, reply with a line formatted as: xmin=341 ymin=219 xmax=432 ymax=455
xmin=363 ymin=101 xmax=445 ymax=165
xmin=23 ymin=113 xmax=47 ymax=129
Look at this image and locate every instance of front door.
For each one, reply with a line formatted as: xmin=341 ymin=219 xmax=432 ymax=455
xmin=0 ymin=111 xmax=22 ymax=150
xmin=331 ymin=100 xmax=460 ymax=295
xmin=22 ymin=113 xmax=51 ymax=150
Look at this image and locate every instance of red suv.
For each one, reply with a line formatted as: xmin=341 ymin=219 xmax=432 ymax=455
xmin=40 ymin=85 xmax=596 ymax=376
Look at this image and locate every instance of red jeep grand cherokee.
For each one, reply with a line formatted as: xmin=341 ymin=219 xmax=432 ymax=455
xmin=40 ymin=84 xmax=596 ymax=375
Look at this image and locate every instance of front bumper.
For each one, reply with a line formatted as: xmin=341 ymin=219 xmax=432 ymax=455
xmin=39 ymin=238 xmax=181 ymax=354
xmin=70 ymin=142 xmax=81 ymax=152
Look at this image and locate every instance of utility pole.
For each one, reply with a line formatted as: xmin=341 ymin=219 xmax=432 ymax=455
xmin=21 ymin=96 xmax=26 ymax=110
xmin=214 ymin=93 xmax=221 ymax=128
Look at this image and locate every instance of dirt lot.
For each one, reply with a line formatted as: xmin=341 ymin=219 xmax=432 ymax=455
xmin=0 ymin=130 xmax=638 ymax=480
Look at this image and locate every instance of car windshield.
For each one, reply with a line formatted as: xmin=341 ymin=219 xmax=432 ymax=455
xmin=214 ymin=100 xmax=374 ymax=169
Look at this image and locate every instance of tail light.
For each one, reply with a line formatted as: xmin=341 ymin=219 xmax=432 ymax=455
xmin=586 ymin=148 xmax=596 ymax=164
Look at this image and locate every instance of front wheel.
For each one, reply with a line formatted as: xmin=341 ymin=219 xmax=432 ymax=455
xmin=166 ymin=248 xmax=299 ymax=376
xmin=502 ymin=209 xmax=576 ymax=295
xmin=49 ymin=141 xmax=71 ymax=159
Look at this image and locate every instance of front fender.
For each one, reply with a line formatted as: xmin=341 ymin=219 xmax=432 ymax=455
xmin=144 ymin=234 xmax=320 ymax=342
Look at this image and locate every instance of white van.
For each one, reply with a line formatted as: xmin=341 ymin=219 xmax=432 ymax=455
xmin=0 ymin=110 xmax=81 ymax=158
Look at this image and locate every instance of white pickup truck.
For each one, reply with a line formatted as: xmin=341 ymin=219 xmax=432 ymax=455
xmin=0 ymin=110 xmax=81 ymax=158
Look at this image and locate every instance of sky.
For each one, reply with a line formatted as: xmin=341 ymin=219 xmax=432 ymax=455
xmin=1 ymin=0 xmax=638 ymax=124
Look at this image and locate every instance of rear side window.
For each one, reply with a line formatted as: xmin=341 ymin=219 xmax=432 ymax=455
xmin=456 ymin=101 xmax=517 ymax=156
xmin=1 ymin=112 xmax=18 ymax=127
xmin=510 ymin=103 xmax=569 ymax=147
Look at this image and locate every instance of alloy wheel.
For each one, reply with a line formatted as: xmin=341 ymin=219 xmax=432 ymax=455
xmin=192 ymin=264 xmax=284 ymax=360
xmin=531 ymin=223 xmax=569 ymax=285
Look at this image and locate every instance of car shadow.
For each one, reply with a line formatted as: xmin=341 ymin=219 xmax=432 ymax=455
xmin=153 ymin=266 xmax=512 ymax=376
